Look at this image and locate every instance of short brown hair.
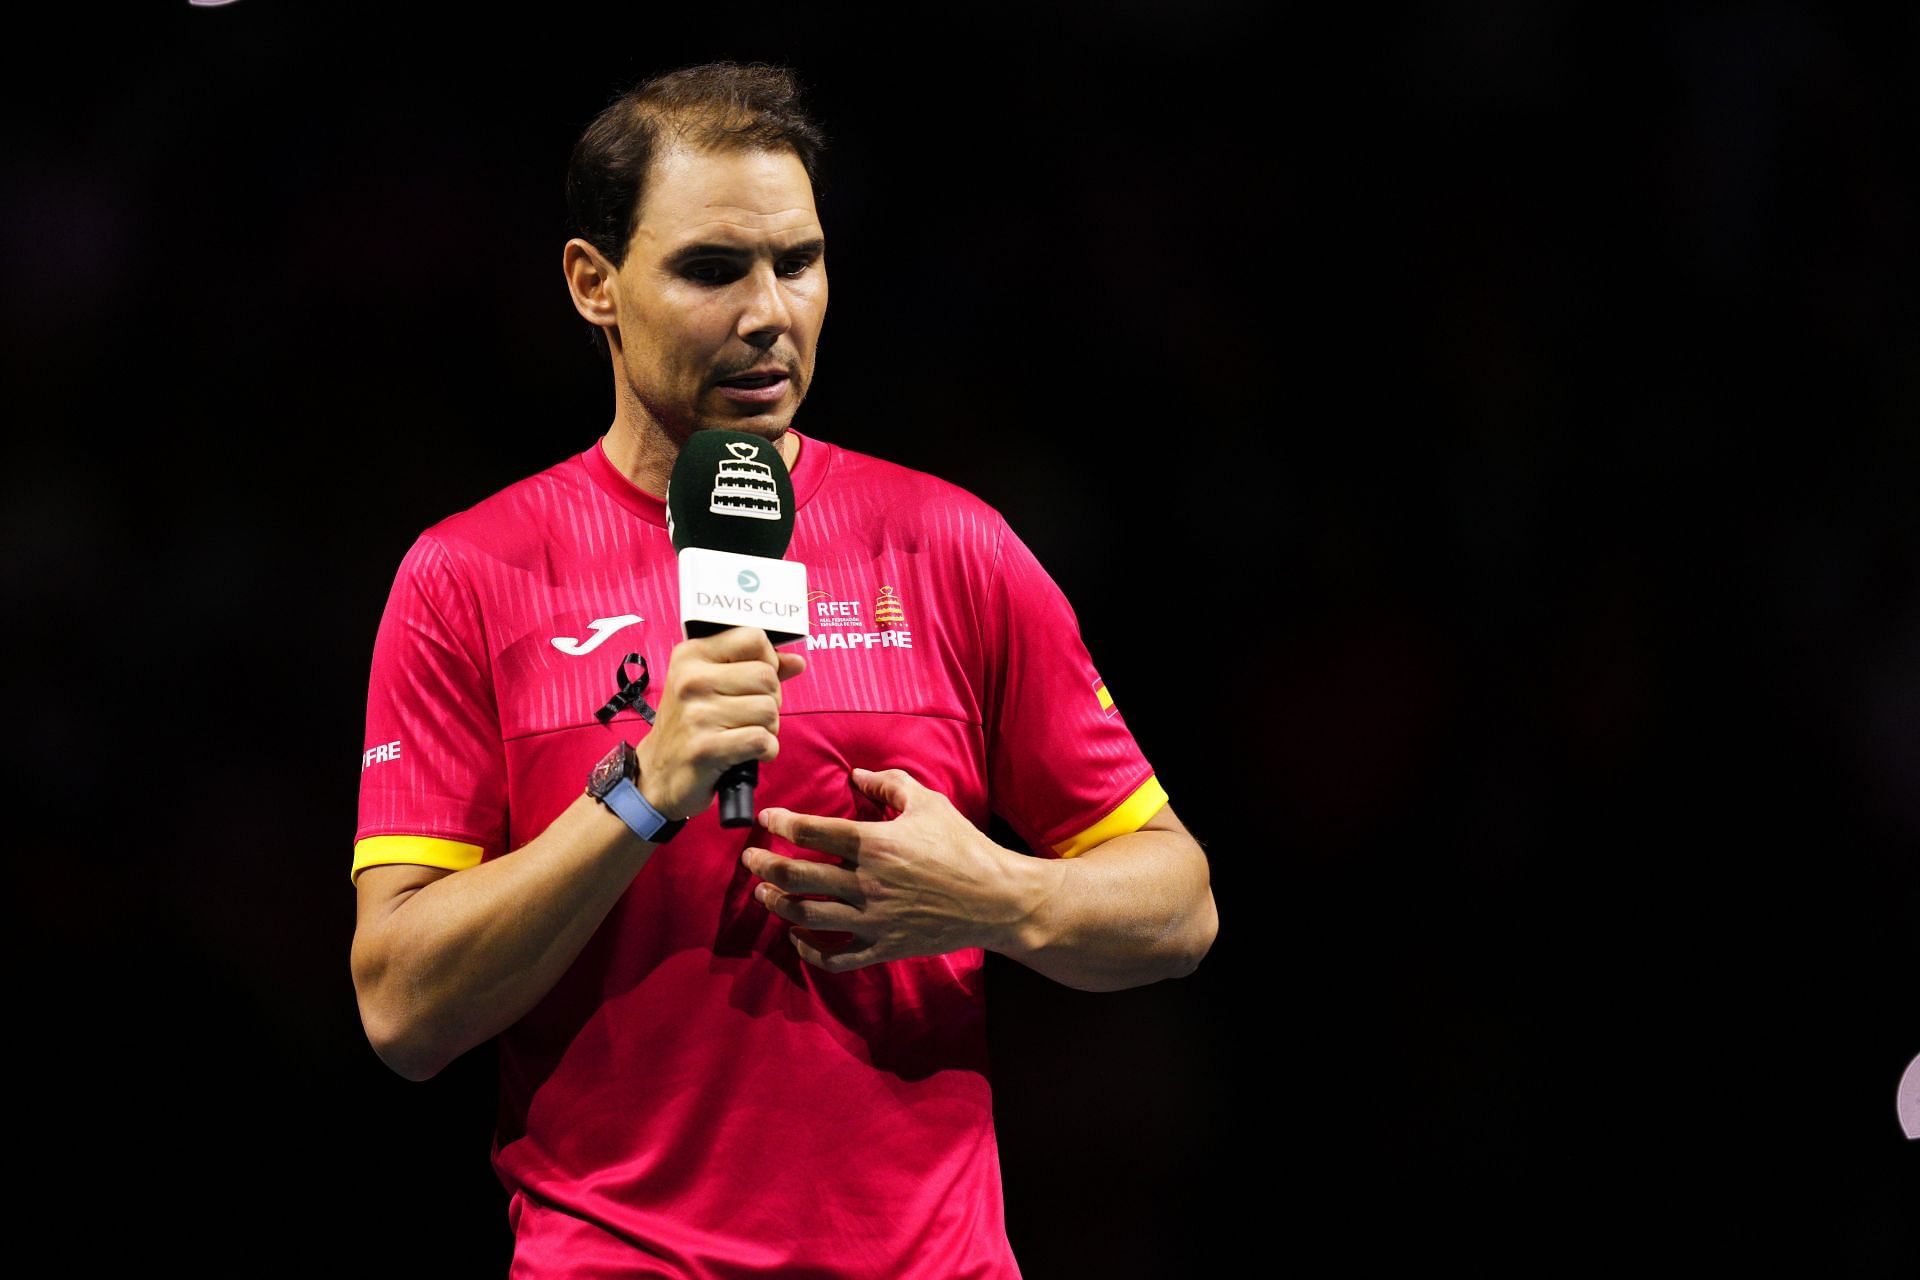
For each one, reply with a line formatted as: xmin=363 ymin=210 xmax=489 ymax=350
xmin=565 ymin=62 xmax=829 ymax=361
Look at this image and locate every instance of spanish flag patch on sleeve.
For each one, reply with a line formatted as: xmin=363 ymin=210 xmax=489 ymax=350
xmin=1093 ymin=677 xmax=1116 ymax=715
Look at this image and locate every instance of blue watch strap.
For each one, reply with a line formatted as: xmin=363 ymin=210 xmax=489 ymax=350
xmin=602 ymin=775 xmax=682 ymax=844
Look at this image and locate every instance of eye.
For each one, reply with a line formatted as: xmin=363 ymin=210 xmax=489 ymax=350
xmin=684 ymin=260 xmax=742 ymax=285
xmin=777 ymin=256 xmax=815 ymax=277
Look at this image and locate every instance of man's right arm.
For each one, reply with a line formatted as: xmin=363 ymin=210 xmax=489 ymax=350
xmin=350 ymin=627 xmax=805 ymax=1082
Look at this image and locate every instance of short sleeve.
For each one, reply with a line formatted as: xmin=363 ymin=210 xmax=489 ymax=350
xmin=351 ymin=533 xmax=507 ymax=885
xmin=981 ymin=516 xmax=1167 ymax=858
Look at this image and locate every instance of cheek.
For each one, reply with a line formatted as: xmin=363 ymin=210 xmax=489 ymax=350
xmin=680 ymin=312 xmax=733 ymax=361
xmin=798 ymin=292 xmax=827 ymax=344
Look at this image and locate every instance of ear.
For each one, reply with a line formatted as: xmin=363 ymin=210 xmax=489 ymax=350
xmin=562 ymin=238 xmax=620 ymax=334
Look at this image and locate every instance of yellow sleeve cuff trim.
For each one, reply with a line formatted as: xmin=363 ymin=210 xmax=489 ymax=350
xmin=1048 ymin=774 xmax=1168 ymax=859
xmin=351 ymin=834 xmax=485 ymax=886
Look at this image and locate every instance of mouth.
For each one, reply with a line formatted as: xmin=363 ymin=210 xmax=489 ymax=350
xmin=714 ymin=369 xmax=793 ymax=405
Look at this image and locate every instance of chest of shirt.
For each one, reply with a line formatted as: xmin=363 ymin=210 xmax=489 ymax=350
xmin=483 ymin=535 xmax=985 ymax=743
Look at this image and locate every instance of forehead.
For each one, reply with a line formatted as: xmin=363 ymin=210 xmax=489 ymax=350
xmin=630 ymin=142 xmax=821 ymax=251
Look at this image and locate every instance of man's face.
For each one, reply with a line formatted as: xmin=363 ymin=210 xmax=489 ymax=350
xmin=610 ymin=142 xmax=827 ymax=446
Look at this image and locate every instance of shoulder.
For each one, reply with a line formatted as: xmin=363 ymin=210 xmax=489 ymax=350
xmin=814 ymin=437 xmax=1011 ymax=556
xmin=408 ymin=447 xmax=596 ymax=570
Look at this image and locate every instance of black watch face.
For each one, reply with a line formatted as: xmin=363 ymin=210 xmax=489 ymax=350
xmin=588 ymin=742 xmax=630 ymax=797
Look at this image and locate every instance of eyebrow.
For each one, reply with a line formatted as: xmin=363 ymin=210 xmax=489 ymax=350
xmin=665 ymin=238 xmax=825 ymax=265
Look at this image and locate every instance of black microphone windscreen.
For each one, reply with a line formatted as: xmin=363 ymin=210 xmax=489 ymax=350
xmin=665 ymin=430 xmax=797 ymax=558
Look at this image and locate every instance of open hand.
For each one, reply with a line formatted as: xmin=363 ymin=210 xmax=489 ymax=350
xmin=744 ymin=767 xmax=1044 ymax=972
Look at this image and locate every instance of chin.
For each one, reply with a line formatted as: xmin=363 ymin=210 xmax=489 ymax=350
xmin=717 ymin=418 xmax=790 ymax=440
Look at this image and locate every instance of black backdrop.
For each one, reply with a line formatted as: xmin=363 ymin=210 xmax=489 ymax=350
xmin=4 ymin=2 xmax=1916 ymax=1274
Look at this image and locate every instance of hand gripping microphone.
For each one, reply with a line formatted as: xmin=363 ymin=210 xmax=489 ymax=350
xmin=665 ymin=429 xmax=810 ymax=827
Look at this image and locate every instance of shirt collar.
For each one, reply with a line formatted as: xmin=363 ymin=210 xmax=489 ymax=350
xmin=581 ymin=426 xmax=830 ymax=528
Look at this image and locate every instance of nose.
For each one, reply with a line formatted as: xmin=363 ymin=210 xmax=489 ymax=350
xmin=737 ymin=261 xmax=793 ymax=351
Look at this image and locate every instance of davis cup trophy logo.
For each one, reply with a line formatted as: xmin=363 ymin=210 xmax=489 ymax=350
xmin=710 ymin=441 xmax=782 ymax=520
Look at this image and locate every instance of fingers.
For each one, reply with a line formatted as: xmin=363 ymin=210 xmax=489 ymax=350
xmin=743 ymin=847 xmax=863 ymax=904
xmin=755 ymin=884 xmax=863 ymax=932
xmin=850 ymin=766 xmax=920 ymax=813
xmin=674 ymin=692 xmax=778 ymax=740
xmin=708 ymin=724 xmax=781 ymax=765
xmin=680 ymin=660 xmax=781 ymax=699
xmin=683 ymin=630 xmax=804 ymax=686
xmin=691 ymin=626 xmax=780 ymax=668
xmin=667 ymin=648 xmax=780 ymax=738
xmin=757 ymin=807 xmax=867 ymax=860
xmin=641 ymin=631 xmax=796 ymax=819
xmin=788 ymin=928 xmax=883 ymax=973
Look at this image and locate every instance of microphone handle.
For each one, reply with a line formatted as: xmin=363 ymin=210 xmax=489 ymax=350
xmin=717 ymin=759 xmax=758 ymax=828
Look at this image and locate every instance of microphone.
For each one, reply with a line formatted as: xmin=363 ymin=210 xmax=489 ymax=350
xmin=665 ymin=429 xmax=810 ymax=827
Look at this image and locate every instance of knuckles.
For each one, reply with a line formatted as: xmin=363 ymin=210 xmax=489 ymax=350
xmin=650 ymin=640 xmax=790 ymax=779
xmin=665 ymin=659 xmax=780 ymax=704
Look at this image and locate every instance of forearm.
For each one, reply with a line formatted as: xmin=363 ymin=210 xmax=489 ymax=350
xmin=992 ymin=830 xmax=1217 ymax=992
xmin=356 ymin=793 xmax=655 ymax=1080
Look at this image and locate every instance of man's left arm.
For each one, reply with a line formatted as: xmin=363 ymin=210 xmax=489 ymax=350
xmin=747 ymin=510 xmax=1217 ymax=989
xmin=748 ymin=768 xmax=1217 ymax=992
xmin=994 ymin=801 xmax=1217 ymax=992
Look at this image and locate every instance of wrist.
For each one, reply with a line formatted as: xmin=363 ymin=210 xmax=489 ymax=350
xmin=985 ymin=838 xmax=1066 ymax=958
xmin=636 ymin=771 xmax=683 ymax=824
xmin=631 ymin=737 xmax=684 ymax=822
xmin=587 ymin=740 xmax=687 ymax=845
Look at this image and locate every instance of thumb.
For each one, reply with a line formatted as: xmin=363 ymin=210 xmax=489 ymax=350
xmin=776 ymin=651 xmax=808 ymax=681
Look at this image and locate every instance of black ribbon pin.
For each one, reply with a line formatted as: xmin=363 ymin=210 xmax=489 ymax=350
xmin=594 ymin=652 xmax=656 ymax=727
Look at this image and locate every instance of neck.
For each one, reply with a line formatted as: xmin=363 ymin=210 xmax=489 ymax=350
xmin=602 ymin=406 xmax=800 ymax=499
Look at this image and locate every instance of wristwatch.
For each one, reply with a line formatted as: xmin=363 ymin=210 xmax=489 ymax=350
xmin=586 ymin=740 xmax=687 ymax=845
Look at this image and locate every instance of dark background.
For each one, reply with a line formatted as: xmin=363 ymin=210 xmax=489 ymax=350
xmin=4 ymin=1 xmax=1916 ymax=1274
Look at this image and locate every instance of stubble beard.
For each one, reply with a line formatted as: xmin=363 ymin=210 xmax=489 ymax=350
xmin=617 ymin=345 xmax=807 ymax=464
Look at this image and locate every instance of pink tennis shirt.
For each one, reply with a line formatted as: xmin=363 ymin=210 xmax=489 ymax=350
xmin=354 ymin=427 xmax=1168 ymax=1279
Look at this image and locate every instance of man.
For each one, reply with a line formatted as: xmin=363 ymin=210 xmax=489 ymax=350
xmin=350 ymin=62 xmax=1216 ymax=1278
